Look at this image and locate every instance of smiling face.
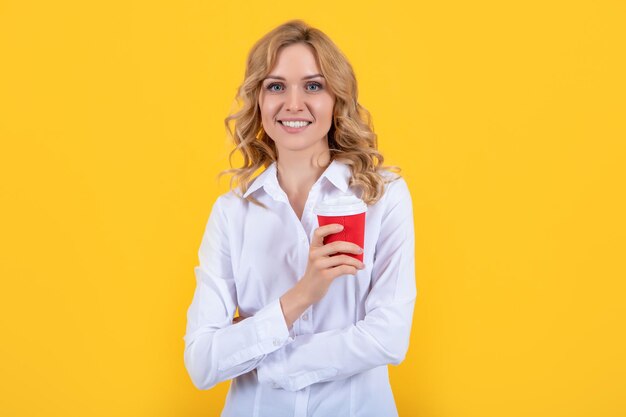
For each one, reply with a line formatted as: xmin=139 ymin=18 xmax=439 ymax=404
xmin=258 ymin=42 xmax=335 ymax=156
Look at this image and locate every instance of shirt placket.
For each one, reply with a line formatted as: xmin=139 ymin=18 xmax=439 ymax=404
xmin=294 ymin=184 xmax=321 ymax=417
xmin=298 ymin=184 xmax=319 ymax=336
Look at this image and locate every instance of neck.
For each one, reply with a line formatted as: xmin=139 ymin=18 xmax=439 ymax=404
xmin=276 ymin=149 xmax=331 ymax=197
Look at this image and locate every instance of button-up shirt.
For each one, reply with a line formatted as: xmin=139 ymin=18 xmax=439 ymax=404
xmin=183 ymin=158 xmax=417 ymax=417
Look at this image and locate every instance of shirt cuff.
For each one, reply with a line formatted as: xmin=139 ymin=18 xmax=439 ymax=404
xmin=257 ymin=345 xmax=339 ymax=391
xmin=217 ymin=298 xmax=293 ymax=372
xmin=253 ymin=297 xmax=293 ymax=353
xmin=256 ymin=344 xmax=288 ymax=389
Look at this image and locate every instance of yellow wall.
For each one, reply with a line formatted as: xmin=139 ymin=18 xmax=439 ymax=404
xmin=1 ymin=1 xmax=625 ymax=416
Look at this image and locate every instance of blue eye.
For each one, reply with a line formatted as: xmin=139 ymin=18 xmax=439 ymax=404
xmin=265 ymin=82 xmax=323 ymax=92
xmin=266 ymin=83 xmax=283 ymax=92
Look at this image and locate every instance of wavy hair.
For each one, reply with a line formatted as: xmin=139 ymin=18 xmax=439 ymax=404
xmin=218 ymin=19 xmax=402 ymax=209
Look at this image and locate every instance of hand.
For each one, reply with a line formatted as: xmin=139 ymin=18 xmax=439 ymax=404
xmin=236 ymin=225 xmax=363 ymax=331
xmin=298 ymin=223 xmax=365 ymax=305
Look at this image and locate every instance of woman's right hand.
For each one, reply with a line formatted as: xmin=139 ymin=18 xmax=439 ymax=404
xmin=279 ymin=223 xmax=365 ymax=329
xmin=298 ymin=223 xmax=365 ymax=305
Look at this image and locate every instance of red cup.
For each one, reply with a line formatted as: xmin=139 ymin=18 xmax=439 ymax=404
xmin=314 ymin=195 xmax=367 ymax=262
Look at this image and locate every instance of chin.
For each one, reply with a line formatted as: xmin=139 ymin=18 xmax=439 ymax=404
xmin=273 ymin=136 xmax=327 ymax=152
xmin=276 ymin=142 xmax=317 ymax=152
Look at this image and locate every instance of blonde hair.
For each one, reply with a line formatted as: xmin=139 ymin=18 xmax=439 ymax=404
xmin=218 ymin=19 xmax=402 ymax=209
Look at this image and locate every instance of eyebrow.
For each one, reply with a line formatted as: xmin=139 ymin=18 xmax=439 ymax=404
xmin=263 ymin=74 xmax=324 ymax=81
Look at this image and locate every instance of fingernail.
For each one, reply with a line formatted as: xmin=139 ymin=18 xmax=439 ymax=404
xmin=336 ymin=224 xmax=344 ymax=230
xmin=357 ymin=247 xmax=363 ymax=253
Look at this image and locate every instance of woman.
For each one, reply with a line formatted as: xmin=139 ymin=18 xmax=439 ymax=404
xmin=183 ymin=19 xmax=416 ymax=417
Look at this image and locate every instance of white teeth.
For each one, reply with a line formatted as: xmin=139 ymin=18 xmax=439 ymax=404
xmin=281 ymin=120 xmax=310 ymax=128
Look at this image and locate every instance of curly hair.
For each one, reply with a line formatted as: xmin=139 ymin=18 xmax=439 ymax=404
xmin=218 ymin=19 xmax=402 ymax=209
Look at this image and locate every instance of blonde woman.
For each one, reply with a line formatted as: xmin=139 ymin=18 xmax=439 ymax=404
xmin=183 ymin=19 xmax=416 ymax=417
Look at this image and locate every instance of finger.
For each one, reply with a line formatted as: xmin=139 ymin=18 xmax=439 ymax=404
xmin=317 ymin=240 xmax=363 ymax=257
xmin=318 ymin=254 xmax=364 ymax=270
xmin=327 ymin=263 xmax=360 ymax=278
xmin=311 ymin=224 xmax=344 ymax=248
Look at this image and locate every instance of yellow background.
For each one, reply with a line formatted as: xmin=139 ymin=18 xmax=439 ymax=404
xmin=1 ymin=0 xmax=625 ymax=416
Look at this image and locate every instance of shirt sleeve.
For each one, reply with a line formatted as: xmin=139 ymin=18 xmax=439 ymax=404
xmin=256 ymin=178 xmax=417 ymax=392
xmin=183 ymin=195 xmax=293 ymax=390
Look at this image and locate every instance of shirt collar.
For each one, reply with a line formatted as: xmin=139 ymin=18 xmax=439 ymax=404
xmin=242 ymin=158 xmax=351 ymax=199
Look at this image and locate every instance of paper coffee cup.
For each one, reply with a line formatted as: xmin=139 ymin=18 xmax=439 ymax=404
xmin=313 ymin=194 xmax=367 ymax=262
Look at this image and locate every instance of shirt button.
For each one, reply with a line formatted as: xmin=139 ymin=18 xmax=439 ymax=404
xmin=273 ymin=338 xmax=281 ymax=347
xmin=301 ymin=313 xmax=309 ymax=321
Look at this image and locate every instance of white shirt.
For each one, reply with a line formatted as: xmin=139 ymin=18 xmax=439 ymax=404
xmin=183 ymin=159 xmax=417 ymax=417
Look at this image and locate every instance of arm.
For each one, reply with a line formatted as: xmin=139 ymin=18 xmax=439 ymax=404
xmin=183 ymin=196 xmax=292 ymax=390
xmin=256 ymin=179 xmax=417 ymax=391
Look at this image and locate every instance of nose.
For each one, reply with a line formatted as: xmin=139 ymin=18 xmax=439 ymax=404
xmin=285 ymin=86 xmax=304 ymax=112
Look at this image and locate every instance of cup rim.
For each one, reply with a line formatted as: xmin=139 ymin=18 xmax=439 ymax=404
xmin=313 ymin=195 xmax=367 ymax=216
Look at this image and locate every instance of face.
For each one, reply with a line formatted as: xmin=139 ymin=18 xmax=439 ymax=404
xmin=258 ymin=43 xmax=335 ymax=155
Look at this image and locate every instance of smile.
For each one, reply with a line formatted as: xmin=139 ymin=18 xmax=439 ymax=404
xmin=279 ymin=120 xmax=311 ymax=133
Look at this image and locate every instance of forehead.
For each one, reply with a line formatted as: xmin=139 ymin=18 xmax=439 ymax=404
xmin=268 ymin=43 xmax=321 ymax=77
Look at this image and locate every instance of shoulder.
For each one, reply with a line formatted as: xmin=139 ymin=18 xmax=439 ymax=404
xmin=215 ymin=189 xmax=241 ymax=206
xmin=379 ymin=171 xmax=411 ymax=206
xmin=210 ymin=189 xmax=252 ymax=221
xmin=368 ymin=171 xmax=413 ymax=228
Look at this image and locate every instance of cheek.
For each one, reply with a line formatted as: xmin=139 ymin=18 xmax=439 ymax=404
xmin=260 ymin=100 xmax=279 ymax=122
xmin=314 ymin=98 xmax=335 ymax=121
xmin=313 ymin=99 xmax=335 ymax=119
